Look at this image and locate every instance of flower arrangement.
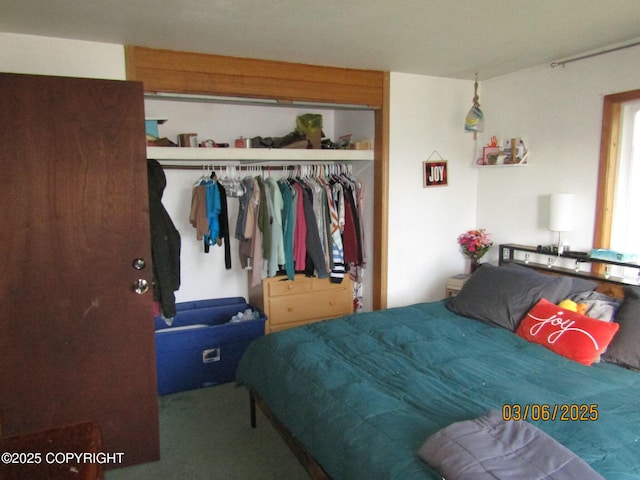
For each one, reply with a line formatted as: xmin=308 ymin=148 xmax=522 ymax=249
xmin=457 ymin=229 xmax=493 ymax=261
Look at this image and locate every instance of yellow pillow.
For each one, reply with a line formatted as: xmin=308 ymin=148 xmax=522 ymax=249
xmin=558 ymin=298 xmax=589 ymax=315
xmin=558 ymin=299 xmax=577 ymax=311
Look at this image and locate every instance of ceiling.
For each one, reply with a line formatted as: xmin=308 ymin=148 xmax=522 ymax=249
xmin=2 ymin=0 xmax=640 ymax=80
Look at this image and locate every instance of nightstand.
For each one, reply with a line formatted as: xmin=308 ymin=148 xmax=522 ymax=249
xmin=445 ymin=274 xmax=470 ymax=297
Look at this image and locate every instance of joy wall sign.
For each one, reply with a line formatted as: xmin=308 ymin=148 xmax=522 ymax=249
xmin=423 ymin=160 xmax=448 ymax=187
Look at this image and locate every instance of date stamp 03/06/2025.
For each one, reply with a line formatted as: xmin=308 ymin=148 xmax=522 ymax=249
xmin=502 ymin=403 xmax=599 ymax=422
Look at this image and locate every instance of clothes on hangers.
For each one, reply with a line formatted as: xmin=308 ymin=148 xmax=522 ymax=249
xmin=266 ymin=176 xmax=285 ymax=278
xmin=326 ymin=181 xmax=345 ymax=284
xmin=279 ymin=179 xmax=296 ymax=280
xmin=301 ymin=181 xmax=329 ymax=279
xmin=235 ymin=176 xmax=254 ymax=242
xmin=217 ymin=182 xmax=232 ymax=269
xmin=189 ymin=170 xmax=231 ymax=268
xmin=291 ymin=181 xmax=307 ymax=271
xmin=249 ymin=177 xmax=264 ymax=288
xmin=204 ymin=179 xmax=221 ymax=250
xmin=238 ymin=163 xmax=365 ymax=288
xmin=189 ymin=183 xmax=208 ymax=240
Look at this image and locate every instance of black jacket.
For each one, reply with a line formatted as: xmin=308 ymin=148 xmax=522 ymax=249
xmin=147 ymin=159 xmax=181 ymax=319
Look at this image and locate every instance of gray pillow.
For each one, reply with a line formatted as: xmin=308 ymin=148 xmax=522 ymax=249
xmin=418 ymin=410 xmax=604 ymax=480
xmin=446 ymin=263 xmax=579 ymax=331
xmin=602 ymin=286 xmax=640 ymax=370
xmin=566 ymin=277 xmax=601 ymax=296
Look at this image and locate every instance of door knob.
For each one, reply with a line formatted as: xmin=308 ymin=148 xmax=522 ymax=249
xmin=132 ymin=278 xmax=149 ymax=294
xmin=132 ymin=258 xmax=147 ymax=270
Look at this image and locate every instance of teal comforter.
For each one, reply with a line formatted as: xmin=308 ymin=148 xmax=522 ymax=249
xmin=236 ymin=300 xmax=640 ymax=479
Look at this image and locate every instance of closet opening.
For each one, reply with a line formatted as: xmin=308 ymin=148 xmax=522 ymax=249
xmin=126 ymin=44 xmax=390 ymax=310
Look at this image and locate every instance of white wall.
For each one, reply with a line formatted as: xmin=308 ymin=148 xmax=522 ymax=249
xmin=387 ymin=73 xmax=478 ymax=307
xmin=0 ymin=32 xmax=125 ymax=79
xmin=478 ymin=46 xmax=640 ymax=264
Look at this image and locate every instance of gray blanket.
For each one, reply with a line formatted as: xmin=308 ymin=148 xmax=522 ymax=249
xmin=418 ymin=410 xmax=604 ymax=480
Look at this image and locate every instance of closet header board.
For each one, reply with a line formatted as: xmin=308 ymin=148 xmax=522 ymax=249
xmin=125 ymin=45 xmax=385 ymax=108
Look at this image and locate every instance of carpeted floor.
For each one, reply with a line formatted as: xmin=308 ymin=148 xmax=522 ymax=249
xmin=106 ymin=383 xmax=309 ymax=480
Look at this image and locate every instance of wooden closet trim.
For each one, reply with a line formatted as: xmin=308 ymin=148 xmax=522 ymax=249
xmin=125 ymin=45 xmax=389 ymax=310
xmin=373 ymin=76 xmax=389 ymax=310
xmin=125 ymin=46 xmax=384 ymax=107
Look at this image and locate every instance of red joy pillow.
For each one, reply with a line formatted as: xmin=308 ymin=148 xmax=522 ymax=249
xmin=516 ymin=298 xmax=619 ymax=366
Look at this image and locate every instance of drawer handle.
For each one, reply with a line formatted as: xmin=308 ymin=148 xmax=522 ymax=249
xmin=287 ymin=307 xmax=293 ymax=312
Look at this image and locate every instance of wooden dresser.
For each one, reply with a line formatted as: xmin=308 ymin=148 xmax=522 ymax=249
xmin=249 ymin=275 xmax=354 ymax=333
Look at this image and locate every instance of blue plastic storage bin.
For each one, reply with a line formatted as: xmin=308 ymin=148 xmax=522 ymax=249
xmin=154 ymin=297 xmax=266 ymax=395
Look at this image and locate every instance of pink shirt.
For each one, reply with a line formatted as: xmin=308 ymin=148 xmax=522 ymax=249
xmin=292 ymin=183 xmax=307 ymax=270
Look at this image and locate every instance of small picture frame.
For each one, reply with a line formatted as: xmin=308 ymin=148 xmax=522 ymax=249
xmin=423 ymin=160 xmax=448 ymax=187
xmin=482 ymin=146 xmax=501 ymax=165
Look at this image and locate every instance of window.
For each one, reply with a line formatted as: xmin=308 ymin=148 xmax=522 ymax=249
xmin=594 ymin=89 xmax=640 ymax=254
xmin=610 ymin=100 xmax=640 ymax=254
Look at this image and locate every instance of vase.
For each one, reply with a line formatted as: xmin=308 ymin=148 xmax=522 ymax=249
xmin=469 ymin=258 xmax=481 ymax=274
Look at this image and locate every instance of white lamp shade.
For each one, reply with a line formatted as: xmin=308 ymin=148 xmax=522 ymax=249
xmin=549 ymin=193 xmax=574 ymax=232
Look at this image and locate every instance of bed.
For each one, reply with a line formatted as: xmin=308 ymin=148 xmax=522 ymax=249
xmin=236 ymin=263 xmax=640 ymax=479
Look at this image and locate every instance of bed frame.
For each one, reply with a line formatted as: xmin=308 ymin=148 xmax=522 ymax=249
xmin=249 ymin=390 xmax=330 ymax=480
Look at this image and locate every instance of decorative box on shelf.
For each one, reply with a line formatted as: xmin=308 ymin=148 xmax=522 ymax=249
xmin=590 ymin=248 xmax=639 ymax=263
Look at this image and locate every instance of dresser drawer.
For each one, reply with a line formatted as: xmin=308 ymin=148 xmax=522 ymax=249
xmin=268 ymin=288 xmax=352 ymax=329
xmin=267 ymin=277 xmax=313 ymax=297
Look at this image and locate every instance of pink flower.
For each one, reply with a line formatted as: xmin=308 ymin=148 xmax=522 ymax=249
xmin=458 ymin=229 xmax=493 ymax=260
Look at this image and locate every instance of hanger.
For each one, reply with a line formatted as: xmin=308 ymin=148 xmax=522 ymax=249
xmin=193 ymin=164 xmax=209 ymax=186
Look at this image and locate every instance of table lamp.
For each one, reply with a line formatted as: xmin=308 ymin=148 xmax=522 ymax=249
xmin=549 ymin=193 xmax=574 ymax=252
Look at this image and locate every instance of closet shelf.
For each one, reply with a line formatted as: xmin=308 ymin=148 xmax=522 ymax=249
xmin=147 ymin=146 xmax=373 ymax=162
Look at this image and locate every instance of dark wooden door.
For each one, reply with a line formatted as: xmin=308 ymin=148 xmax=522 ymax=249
xmin=0 ymin=73 xmax=159 ymax=467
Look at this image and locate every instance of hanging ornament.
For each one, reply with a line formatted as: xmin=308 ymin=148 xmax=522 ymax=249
xmin=464 ymin=73 xmax=484 ymax=139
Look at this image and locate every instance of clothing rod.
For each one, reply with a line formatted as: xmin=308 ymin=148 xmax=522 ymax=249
xmin=156 ymin=162 xmax=350 ymax=171
xmin=159 ymin=164 xmax=297 ymax=171
xmin=551 ymin=39 xmax=640 ymax=68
